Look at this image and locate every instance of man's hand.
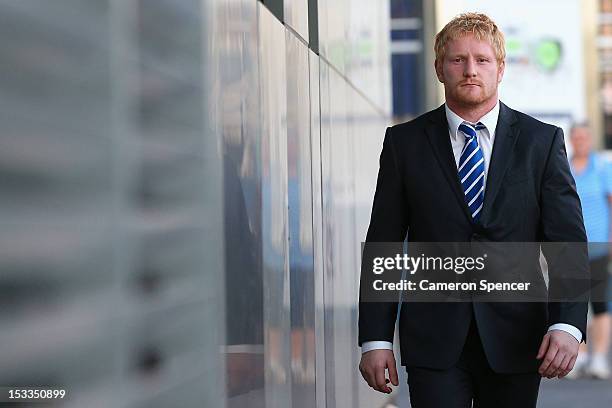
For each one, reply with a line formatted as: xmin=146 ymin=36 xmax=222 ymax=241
xmin=359 ymin=349 xmax=399 ymax=393
xmin=536 ymin=330 xmax=579 ymax=378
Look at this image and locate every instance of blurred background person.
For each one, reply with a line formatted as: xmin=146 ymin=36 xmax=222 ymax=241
xmin=567 ymin=123 xmax=612 ymax=380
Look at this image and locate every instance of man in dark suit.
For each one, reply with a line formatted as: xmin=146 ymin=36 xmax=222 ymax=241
xmin=358 ymin=13 xmax=588 ymax=407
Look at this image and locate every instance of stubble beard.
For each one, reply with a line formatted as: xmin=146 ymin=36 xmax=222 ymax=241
xmin=453 ymin=85 xmax=490 ymax=107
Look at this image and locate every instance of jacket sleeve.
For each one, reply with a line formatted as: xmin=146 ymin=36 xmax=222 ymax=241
xmin=358 ymin=127 xmax=410 ymax=346
xmin=539 ymin=127 xmax=589 ymax=342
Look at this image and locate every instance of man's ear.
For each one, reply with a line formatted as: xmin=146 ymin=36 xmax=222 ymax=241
xmin=434 ymin=59 xmax=444 ymax=83
xmin=497 ymin=60 xmax=505 ymax=83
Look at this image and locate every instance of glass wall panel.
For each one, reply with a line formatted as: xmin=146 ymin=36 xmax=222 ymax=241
xmin=0 ymin=0 xmax=222 ymax=406
xmin=0 ymin=1 xmax=115 ymax=403
xmin=308 ymin=48 xmax=327 ymax=408
xmin=259 ymin=4 xmax=291 ymax=408
xmin=286 ymin=30 xmax=316 ymax=408
xmin=318 ymin=57 xmax=336 ymax=408
xmin=214 ymin=0 xmax=264 ymax=407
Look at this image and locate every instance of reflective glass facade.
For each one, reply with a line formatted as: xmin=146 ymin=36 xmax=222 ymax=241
xmin=211 ymin=1 xmax=392 ymax=406
xmin=0 ymin=0 xmax=391 ymax=406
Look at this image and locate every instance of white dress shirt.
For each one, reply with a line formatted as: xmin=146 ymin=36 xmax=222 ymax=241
xmin=361 ymin=101 xmax=582 ymax=354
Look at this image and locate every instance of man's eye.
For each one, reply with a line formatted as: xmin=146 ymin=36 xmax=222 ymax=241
xmin=454 ymin=58 xmax=462 ymax=62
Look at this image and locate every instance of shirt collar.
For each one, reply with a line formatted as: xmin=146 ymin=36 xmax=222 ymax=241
xmin=445 ymin=100 xmax=500 ymax=141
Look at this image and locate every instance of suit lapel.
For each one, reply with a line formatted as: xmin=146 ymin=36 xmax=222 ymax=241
xmin=425 ymin=102 xmax=520 ymax=225
xmin=478 ymin=102 xmax=520 ymax=224
xmin=425 ymin=105 xmax=473 ymax=221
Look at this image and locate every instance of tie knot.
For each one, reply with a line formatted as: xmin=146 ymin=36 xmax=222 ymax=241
xmin=459 ymin=122 xmax=485 ymax=139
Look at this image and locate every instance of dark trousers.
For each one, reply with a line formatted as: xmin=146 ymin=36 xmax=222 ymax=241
xmin=406 ymin=315 xmax=541 ymax=408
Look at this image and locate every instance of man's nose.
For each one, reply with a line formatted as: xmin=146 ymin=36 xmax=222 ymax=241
xmin=463 ymin=58 xmax=477 ymax=77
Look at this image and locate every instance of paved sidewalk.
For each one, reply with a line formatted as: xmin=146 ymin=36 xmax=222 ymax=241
xmin=539 ymin=376 xmax=612 ymax=408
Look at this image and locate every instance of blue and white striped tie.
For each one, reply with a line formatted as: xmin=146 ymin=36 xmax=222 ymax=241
xmin=458 ymin=122 xmax=486 ymax=221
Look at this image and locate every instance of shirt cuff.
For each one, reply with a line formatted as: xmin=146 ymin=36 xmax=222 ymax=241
xmin=361 ymin=341 xmax=393 ymax=354
xmin=548 ymin=324 xmax=582 ymax=343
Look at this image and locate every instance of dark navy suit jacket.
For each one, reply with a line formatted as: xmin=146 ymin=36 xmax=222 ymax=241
xmin=358 ymin=102 xmax=589 ymax=373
